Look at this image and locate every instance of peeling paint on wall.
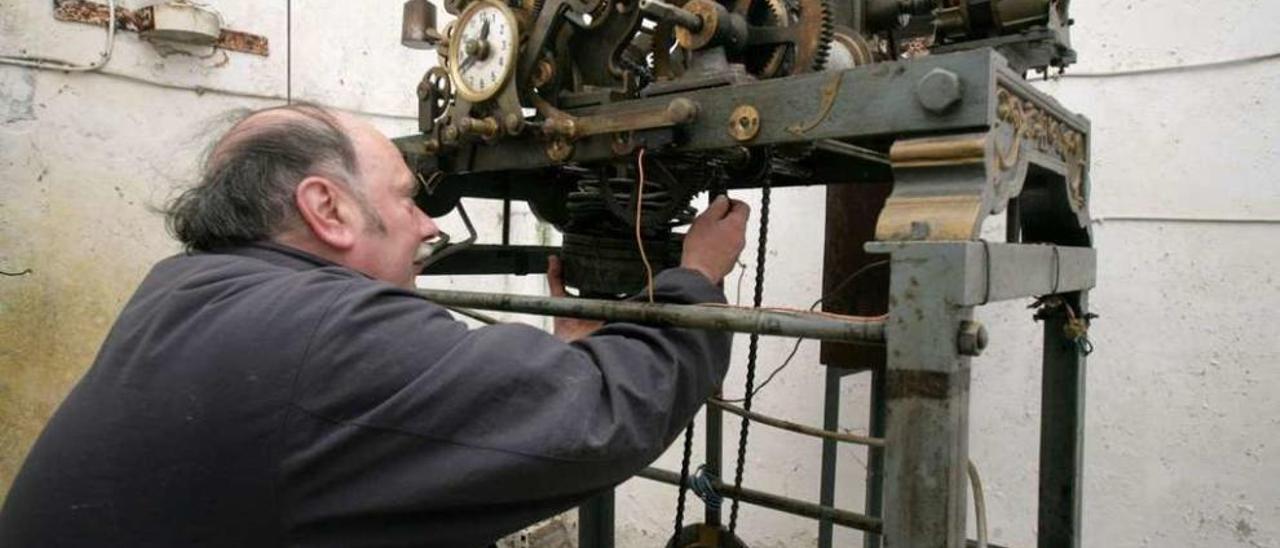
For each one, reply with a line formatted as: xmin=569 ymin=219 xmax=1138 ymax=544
xmin=0 ymin=67 xmax=36 ymax=124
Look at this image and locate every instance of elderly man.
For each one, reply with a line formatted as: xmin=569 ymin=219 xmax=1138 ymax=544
xmin=1 ymin=104 xmax=749 ymax=546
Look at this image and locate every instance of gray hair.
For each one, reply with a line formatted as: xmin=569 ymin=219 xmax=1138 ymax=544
xmin=165 ymin=103 xmax=381 ymax=252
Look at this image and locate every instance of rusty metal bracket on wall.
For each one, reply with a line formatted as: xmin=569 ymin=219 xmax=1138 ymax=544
xmin=52 ymin=0 xmax=269 ymax=56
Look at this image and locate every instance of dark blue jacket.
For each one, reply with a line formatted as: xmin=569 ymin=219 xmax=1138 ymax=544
xmin=0 ymin=243 xmax=731 ymax=547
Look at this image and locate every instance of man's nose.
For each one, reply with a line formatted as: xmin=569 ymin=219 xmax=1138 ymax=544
xmin=416 ymin=207 xmax=440 ymax=240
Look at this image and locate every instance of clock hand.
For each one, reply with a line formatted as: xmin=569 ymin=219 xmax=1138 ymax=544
xmin=480 ymin=18 xmax=490 ymax=40
xmin=459 ymin=53 xmax=477 ymax=73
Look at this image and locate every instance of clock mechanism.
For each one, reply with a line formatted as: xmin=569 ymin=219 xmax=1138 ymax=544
xmin=448 ymin=0 xmax=519 ymax=103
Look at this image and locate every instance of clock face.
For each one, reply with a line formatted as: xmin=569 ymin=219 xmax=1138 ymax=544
xmin=450 ymin=1 xmax=517 ymax=102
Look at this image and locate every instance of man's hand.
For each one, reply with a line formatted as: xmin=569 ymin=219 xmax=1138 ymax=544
xmin=681 ymin=195 xmax=750 ymax=284
xmin=547 ymin=255 xmax=605 ymax=342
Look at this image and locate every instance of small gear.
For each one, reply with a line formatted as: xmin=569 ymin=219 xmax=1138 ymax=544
xmin=417 ymin=66 xmax=454 ymax=124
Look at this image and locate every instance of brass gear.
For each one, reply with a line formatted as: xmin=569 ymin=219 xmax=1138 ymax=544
xmin=790 ymin=0 xmax=834 ymax=74
xmin=742 ymin=0 xmax=790 ymax=78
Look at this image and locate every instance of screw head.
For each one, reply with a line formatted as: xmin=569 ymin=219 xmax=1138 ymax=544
xmin=916 ymin=68 xmax=963 ymax=114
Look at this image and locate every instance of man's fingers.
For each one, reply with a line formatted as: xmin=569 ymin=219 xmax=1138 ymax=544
xmin=726 ymin=199 xmax=750 ymax=224
xmin=704 ymin=195 xmax=731 ymax=219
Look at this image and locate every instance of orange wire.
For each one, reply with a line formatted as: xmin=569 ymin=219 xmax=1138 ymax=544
xmin=636 ymin=148 xmax=655 ymax=303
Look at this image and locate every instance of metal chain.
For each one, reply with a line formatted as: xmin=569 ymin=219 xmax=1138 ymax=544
xmin=729 ymin=176 xmax=771 ymax=533
xmin=672 ymin=422 xmax=695 ymax=540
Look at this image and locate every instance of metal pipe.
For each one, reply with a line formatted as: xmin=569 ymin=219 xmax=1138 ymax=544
xmin=639 ymin=0 xmax=704 ymax=31
xmin=415 ymin=290 xmax=886 ymax=344
xmin=708 ymin=399 xmax=885 ymax=447
xmin=635 ymin=467 xmax=883 ymax=534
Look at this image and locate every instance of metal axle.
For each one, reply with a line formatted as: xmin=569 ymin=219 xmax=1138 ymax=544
xmin=416 ymin=289 xmax=886 ymax=344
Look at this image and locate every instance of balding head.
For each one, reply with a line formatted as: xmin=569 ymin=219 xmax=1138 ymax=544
xmin=166 ymin=103 xmax=439 ymax=288
xmin=166 ymin=103 xmax=381 ymax=251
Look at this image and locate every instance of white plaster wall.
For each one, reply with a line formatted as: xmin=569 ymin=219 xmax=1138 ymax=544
xmin=2 ymin=1 xmax=1278 ymax=547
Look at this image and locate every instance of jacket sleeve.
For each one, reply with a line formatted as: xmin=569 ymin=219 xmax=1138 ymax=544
xmin=280 ymin=267 xmax=731 ymax=546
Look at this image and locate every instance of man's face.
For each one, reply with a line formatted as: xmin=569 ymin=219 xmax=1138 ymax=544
xmin=345 ymin=123 xmax=439 ymax=288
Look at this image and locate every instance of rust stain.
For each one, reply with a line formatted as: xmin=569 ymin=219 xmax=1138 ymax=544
xmin=216 ymin=30 xmax=269 ymax=57
xmin=886 ymin=369 xmax=966 ymax=400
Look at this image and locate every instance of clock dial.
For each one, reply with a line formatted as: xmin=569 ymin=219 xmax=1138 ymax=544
xmin=449 ymin=0 xmax=518 ymax=102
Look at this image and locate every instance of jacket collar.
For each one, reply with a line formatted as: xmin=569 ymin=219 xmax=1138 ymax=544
xmin=213 ymin=241 xmax=350 ymax=273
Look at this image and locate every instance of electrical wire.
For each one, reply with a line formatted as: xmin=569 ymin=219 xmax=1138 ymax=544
xmin=1052 ymin=50 xmax=1280 ymax=80
xmin=968 ymin=460 xmax=989 ymax=548
xmin=635 ymin=148 xmax=656 ymax=303
xmin=0 ymin=0 xmax=117 ymax=71
xmin=721 ymin=259 xmax=889 ymax=403
xmin=2 ymin=60 xmax=415 ymax=121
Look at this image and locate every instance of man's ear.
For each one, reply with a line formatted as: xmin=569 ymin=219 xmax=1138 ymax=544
xmin=294 ymin=176 xmax=360 ymax=250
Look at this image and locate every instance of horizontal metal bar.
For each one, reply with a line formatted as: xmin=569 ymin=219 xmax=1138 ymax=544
xmin=452 ymin=49 xmax=998 ymax=173
xmin=416 ymin=289 xmax=886 ymax=344
xmin=638 ymin=468 xmax=1007 ymax=548
xmin=865 ymin=241 xmax=1096 ymax=305
xmin=707 ymin=399 xmax=884 ymax=447
xmin=635 ymin=467 xmax=883 ymax=533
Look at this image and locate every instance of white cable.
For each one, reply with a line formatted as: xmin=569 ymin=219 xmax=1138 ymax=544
xmin=0 ymin=0 xmax=117 ymax=72
xmin=968 ymin=459 xmax=989 ymax=548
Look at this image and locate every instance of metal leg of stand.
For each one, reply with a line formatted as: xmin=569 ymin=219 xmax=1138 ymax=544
xmin=578 ymin=491 xmax=615 ymax=548
xmin=818 ymin=367 xmax=841 ymax=548
xmin=1037 ymin=291 xmax=1088 ymax=548
xmin=864 ymin=366 xmax=886 ymax=548
xmin=879 ymin=246 xmax=977 ymax=548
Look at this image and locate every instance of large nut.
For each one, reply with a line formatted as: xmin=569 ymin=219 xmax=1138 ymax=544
xmin=957 ymin=320 xmax=989 ymax=357
xmin=916 ymin=68 xmax=963 ymax=114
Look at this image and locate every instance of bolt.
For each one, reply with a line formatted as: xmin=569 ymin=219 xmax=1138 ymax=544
xmin=665 ymin=98 xmax=699 ymax=124
xmin=915 ymin=68 xmax=963 ymax=114
xmin=957 ymin=320 xmax=989 ymax=357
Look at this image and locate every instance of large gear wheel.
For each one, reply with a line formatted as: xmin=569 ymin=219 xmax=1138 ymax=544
xmin=738 ymin=0 xmax=790 ymax=78
xmin=789 ymin=0 xmax=834 ymax=74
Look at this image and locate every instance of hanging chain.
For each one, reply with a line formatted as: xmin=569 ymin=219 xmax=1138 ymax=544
xmin=672 ymin=423 xmax=695 ymax=540
xmin=728 ymin=176 xmax=771 ymax=533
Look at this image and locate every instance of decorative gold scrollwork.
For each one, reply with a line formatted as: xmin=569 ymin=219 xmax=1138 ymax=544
xmin=995 ymin=86 xmax=1088 ymax=209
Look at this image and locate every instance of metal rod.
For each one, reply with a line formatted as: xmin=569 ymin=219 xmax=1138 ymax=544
xmin=864 ymin=366 xmax=887 ymax=548
xmin=639 ymin=0 xmax=703 ymax=31
xmin=443 ymin=306 xmax=502 ymax=325
xmin=708 ymin=398 xmax=884 ymax=447
xmin=415 ymin=289 xmax=886 ymax=344
xmin=636 ymin=467 xmax=883 ymax=534
xmin=706 ymin=395 xmax=723 ymax=526
xmin=817 ymin=367 xmax=840 ymax=548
